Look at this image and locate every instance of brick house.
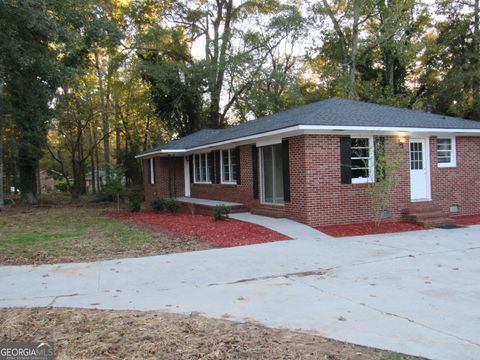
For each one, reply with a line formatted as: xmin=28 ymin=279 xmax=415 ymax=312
xmin=136 ymin=98 xmax=480 ymax=227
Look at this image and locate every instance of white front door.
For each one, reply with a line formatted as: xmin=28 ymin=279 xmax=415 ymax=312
xmin=409 ymin=138 xmax=431 ymax=201
xmin=184 ymin=157 xmax=191 ymax=197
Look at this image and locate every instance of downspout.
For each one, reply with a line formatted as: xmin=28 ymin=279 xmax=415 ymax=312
xmin=173 ymin=156 xmax=177 ymax=198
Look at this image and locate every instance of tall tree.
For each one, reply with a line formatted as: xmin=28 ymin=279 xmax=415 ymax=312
xmin=0 ymin=0 xmax=64 ymax=204
xmin=416 ymin=0 xmax=480 ymax=119
xmin=165 ymin=0 xmax=305 ymax=128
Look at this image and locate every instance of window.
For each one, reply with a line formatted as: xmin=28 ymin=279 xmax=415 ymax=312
xmin=351 ymin=137 xmax=375 ymax=183
xmin=410 ymin=142 xmax=423 ymax=170
xmin=193 ymin=153 xmax=211 ymax=183
xmin=260 ymin=144 xmax=284 ymax=204
xmin=221 ymin=149 xmax=237 ymax=184
xmin=148 ymin=158 xmax=155 ymax=185
xmin=437 ymin=137 xmax=456 ymax=167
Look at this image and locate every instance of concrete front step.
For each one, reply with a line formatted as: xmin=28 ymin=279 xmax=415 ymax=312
xmin=251 ymin=205 xmax=286 ymax=218
xmin=176 ymin=197 xmax=248 ymax=216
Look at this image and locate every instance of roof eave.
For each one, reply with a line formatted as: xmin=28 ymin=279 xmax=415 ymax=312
xmin=135 ymin=124 xmax=480 ymax=158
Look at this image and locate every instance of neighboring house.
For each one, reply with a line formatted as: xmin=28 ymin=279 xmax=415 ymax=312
xmin=136 ymin=98 xmax=480 ymax=227
xmin=39 ymin=170 xmax=55 ymax=192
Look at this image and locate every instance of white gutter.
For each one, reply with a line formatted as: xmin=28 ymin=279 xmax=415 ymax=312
xmin=135 ymin=124 xmax=480 ymax=158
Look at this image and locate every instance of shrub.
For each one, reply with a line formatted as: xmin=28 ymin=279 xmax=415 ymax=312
xmin=151 ymin=196 xmax=165 ymax=212
xmin=127 ymin=200 xmax=141 ymax=213
xmin=212 ymin=204 xmax=230 ymax=221
xmin=55 ymin=179 xmax=72 ymax=193
xmin=151 ymin=197 xmax=180 ymax=213
xmin=105 ymin=165 xmax=126 ymax=210
xmin=164 ymin=198 xmax=180 ymax=214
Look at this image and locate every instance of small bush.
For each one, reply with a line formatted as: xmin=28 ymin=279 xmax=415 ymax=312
xmin=55 ymin=179 xmax=72 ymax=193
xmin=151 ymin=196 xmax=165 ymax=212
xmin=164 ymin=198 xmax=180 ymax=214
xmin=212 ymin=204 xmax=230 ymax=221
xmin=151 ymin=197 xmax=180 ymax=213
xmin=127 ymin=200 xmax=141 ymax=212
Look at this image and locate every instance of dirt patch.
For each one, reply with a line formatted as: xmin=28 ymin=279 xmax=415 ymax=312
xmin=0 ymin=307 xmax=422 ymax=360
xmin=317 ymin=221 xmax=428 ymax=237
xmin=107 ymin=211 xmax=292 ymax=246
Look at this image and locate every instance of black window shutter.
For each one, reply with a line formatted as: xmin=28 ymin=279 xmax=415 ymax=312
xmin=234 ymin=147 xmax=241 ymax=184
xmin=282 ymin=139 xmax=291 ymax=202
xmin=374 ymin=136 xmax=386 ymax=182
xmin=207 ymin=152 xmax=213 ymax=182
xmin=147 ymin=159 xmax=152 ymax=184
xmin=340 ymin=137 xmax=352 ymax=184
xmin=152 ymin=158 xmax=156 ymax=184
xmin=252 ymin=145 xmax=259 ymax=199
xmin=189 ymin=155 xmax=193 ymax=184
xmin=214 ymin=150 xmax=221 ymax=184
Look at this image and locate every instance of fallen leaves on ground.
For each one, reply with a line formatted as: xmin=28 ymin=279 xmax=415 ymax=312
xmin=0 ymin=206 xmax=213 ymax=265
xmin=107 ymin=211 xmax=291 ymax=247
xmin=317 ymin=221 xmax=428 ymax=238
xmin=0 ymin=308 xmax=422 ymax=360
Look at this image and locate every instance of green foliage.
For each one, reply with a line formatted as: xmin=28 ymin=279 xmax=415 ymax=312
xmin=125 ymin=188 xmax=143 ymax=213
xmin=367 ymin=141 xmax=405 ymax=226
xmin=103 ymin=165 xmax=125 ymax=209
xmin=212 ymin=204 xmax=230 ymax=221
xmin=127 ymin=200 xmax=141 ymax=213
xmin=150 ymin=197 xmax=180 ymax=214
xmin=55 ymin=179 xmax=72 ymax=193
xmin=151 ymin=196 xmax=166 ymax=212
xmin=164 ymin=198 xmax=180 ymax=214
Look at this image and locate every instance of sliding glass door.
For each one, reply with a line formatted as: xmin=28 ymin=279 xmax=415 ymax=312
xmin=260 ymin=144 xmax=284 ymax=204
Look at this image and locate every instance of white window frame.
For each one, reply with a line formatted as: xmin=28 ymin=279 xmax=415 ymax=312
xmin=149 ymin=158 xmax=155 ymax=185
xmin=193 ymin=152 xmax=211 ymax=184
xmin=220 ymin=149 xmax=238 ymax=184
xmin=437 ymin=137 xmax=456 ymax=168
xmin=351 ymin=136 xmax=375 ymax=184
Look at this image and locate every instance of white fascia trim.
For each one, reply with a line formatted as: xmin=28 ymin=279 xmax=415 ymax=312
xmin=135 ymin=125 xmax=480 ymax=158
xmin=298 ymin=125 xmax=480 ymax=133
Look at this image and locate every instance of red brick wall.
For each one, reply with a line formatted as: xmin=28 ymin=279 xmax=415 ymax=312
xmin=296 ymin=135 xmax=411 ymax=226
xmin=143 ymin=135 xmax=480 ymax=226
xmin=144 ymin=157 xmax=185 ymax=208
xmin=190 ymin=145 xmax=260 ymax=209
xmin=429 ymin=136 xmax=480 ymax=216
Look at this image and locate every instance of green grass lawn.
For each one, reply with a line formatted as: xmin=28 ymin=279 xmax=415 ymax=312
xmin=0 ymin=206 xmax=211 ymax=265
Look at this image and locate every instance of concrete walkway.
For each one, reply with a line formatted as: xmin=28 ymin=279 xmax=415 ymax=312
xmin=1 ymin=225 xmax=480 ymax=359
xmin=230 ymin=212 xmax=330 ymax=240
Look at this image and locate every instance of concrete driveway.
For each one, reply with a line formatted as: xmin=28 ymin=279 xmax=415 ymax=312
xmin=1 ymin=225 xmax=480 ymax=360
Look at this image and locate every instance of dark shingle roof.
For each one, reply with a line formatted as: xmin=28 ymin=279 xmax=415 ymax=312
xmin=140 ymin=97 xmax=480 ymax=155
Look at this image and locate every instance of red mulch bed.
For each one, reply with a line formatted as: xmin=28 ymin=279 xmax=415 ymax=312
xmin=454 ymin=214 xmax=480 ymax=226
xmin=316 ymin=221 xmax=428 ymax=238
xmin=106 ymin=211 xmax=291 ymax=247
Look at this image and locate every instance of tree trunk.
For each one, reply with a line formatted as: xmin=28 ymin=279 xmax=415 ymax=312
xmin=207 ymin=0 xmax=233 ymax=128
xmin=348 ymin=0 xmax=360 ymax=99
xmin=0 ymin=79 xmax=4 ymax=210
xmin=472 ymin=0 xmax=480 ymax=120
xmin=70 ymin=157 xmax=81 ymax=199
xmin=95 ymin=52 xmax=111 ymax=176
xmin=18 ymin=147 xmax=38 ymax=204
